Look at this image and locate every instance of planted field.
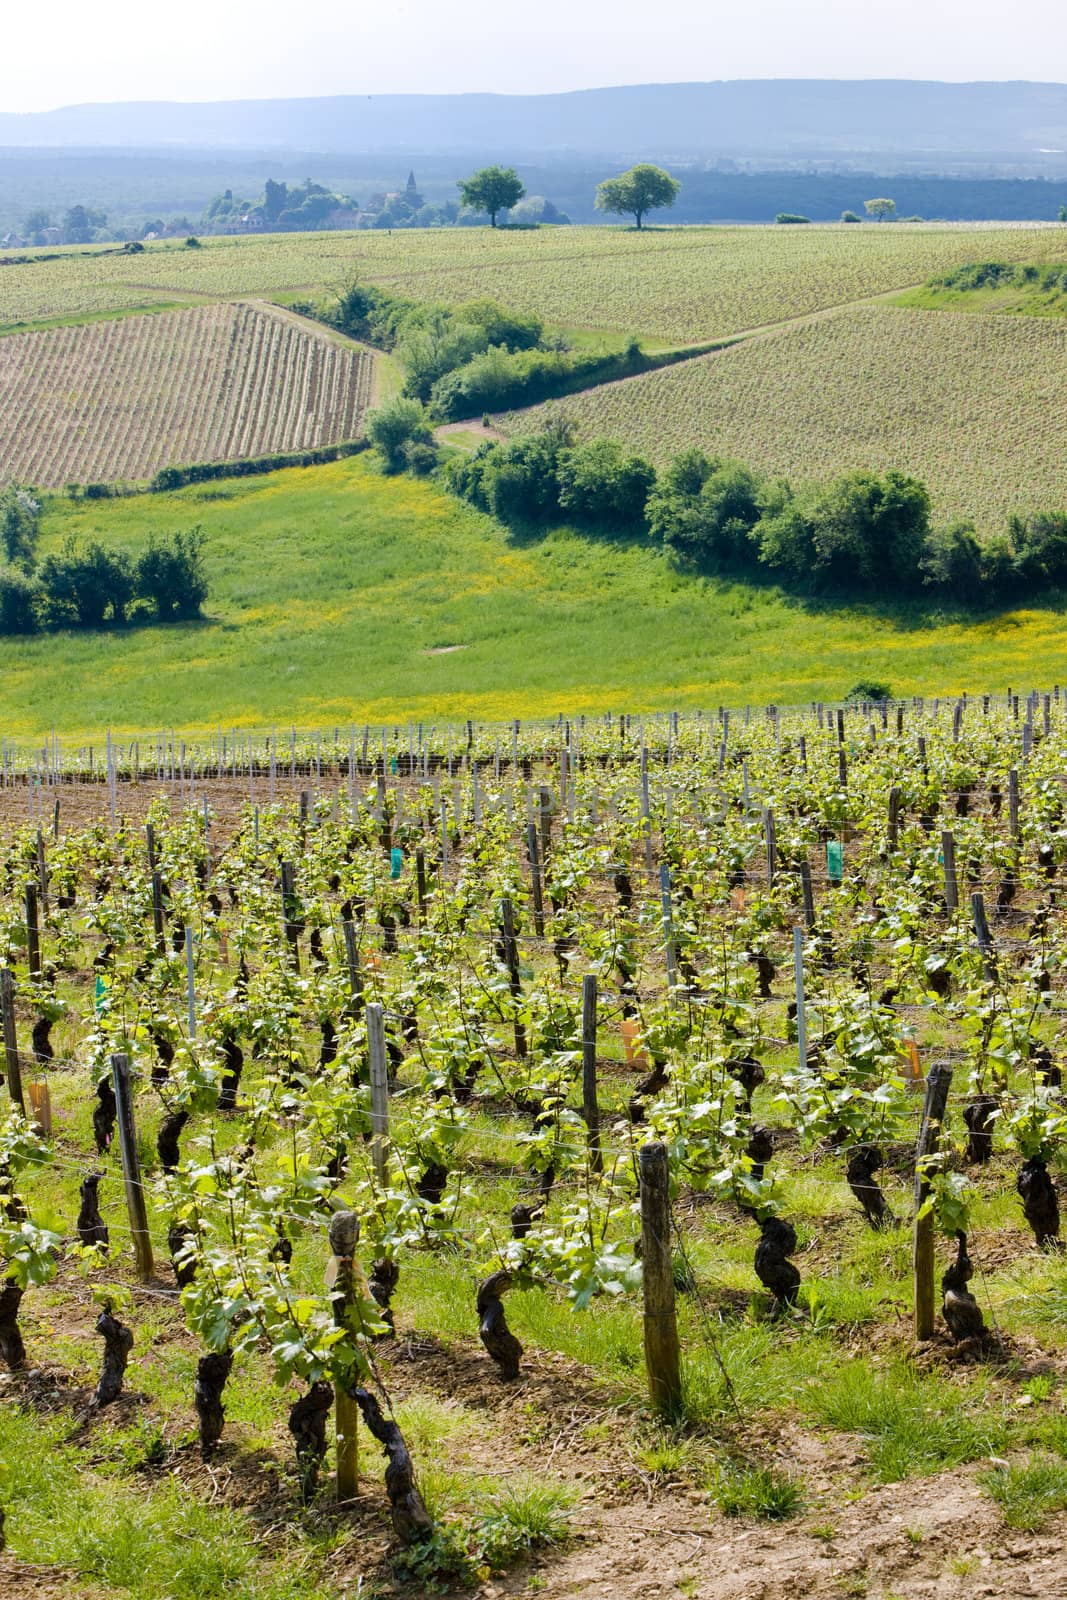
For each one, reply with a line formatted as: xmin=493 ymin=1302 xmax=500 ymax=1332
xmin=7 ymin=455 xmax=1067 ymax=738
xmin=502 ymin=302 xmax=1067 ymax=532
xmin=5 ymin=223 xmax=1067 ymax=343
xmin=0 ymin=300 xmax=375 ymax=486
xmin=5 ymin=703 xmax=1067 ymax=1598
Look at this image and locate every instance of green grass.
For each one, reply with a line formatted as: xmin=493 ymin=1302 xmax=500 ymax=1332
xmin=0 ymin=1408 xmax=333 ymax=1600
xmin=9 ymin=451 xmax=1067 ymax=739
xmin=706 ymin=1460 xmax=804 ymax=1520
xmin=978 ymin=1455 xmax=1067 ymax=1529
xmin=808 ymin=1360 xmax=1009 ymax=1481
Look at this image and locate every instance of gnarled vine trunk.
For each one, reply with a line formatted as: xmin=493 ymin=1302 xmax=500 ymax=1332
xmin=195 ymin=1348 xmax=233 ymax=1458
xmin=346 ymin=1384 xmax=433 ymax=1545
xmin=477 ymin=1270 xmax=523 ymax=1379
xmin=288 ymin=1379 xmax=334 ymax=1502
xmin=94 ymin=1306 xmax=134 ymax=1405
xmin=846 ymin=1143 xmax=895 ymax=1230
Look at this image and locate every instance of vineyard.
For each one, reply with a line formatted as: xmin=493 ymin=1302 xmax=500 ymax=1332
xmin=500 ymin=303 xmax=1067 ymax=534
xmin=0 ymin=302 xmax=376 ymax=488
xmin=3 ymin=700 xmax=1067 ymax=1598
xmin=5 ymin=223 xmax=1067 ymax=343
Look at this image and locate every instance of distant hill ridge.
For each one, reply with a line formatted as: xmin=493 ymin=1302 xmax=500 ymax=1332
xmin=3 ymin=80 xmax=1067 ymax=158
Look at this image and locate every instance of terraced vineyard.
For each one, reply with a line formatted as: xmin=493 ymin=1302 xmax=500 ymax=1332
xmin=0 ymin=300 xmax=375 ymax=486
xmin=5 ymin=223 xmax=1067 ymax=343
xmin=501 ymin=303 xmax=1067 ymax=533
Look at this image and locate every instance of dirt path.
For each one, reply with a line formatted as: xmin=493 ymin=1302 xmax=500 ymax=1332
xmin=490 ymin=1467 xmax=1067 ymax=1600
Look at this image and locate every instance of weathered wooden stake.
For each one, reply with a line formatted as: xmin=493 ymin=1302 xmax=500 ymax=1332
xmin=763 ymin=807 xmax=777 ymax=887
xmin=639 ymin=1142 xmax=682 ymax=1415
xmin=940 ymin=830 xmax=958 ymax=914
xmin=526 ymin=822 xmax=545 ymax=937
xmin=329 ymin=1209 xmax=361 ymax=1501
xmin=799 ymin=858 xmax=816 ymax=929
xmin=342 ymin=919 xmax=363 ymax=1019
xmin=887 ymin=787 xmax=901 ymax=853
xmin=1008 ymin=767 xmax=1020 ymax=840
xmin=913 ymin=1064 xmax=953 ymax=1341
xmin=185 ymin=925 xmax=197 ymax=1041
xmin=151 ymin=870 xmax=165 ymax=955
xmin=581 ymin=975 xmax=602 ymax=1173
xmin=794 ymin=925 xmax=807 ymax=1069
xmin=111 ymin=1052 xmax=154 ymax=1282
xmin=659 ymin=864 xmax=678 ymax=991
xmin=24 ymin=886 xmax=40 ymax=978
xmin=499 ymin=899 xmax=527 ymax=1060
xmin=971 ymin=892 xmax=998 ymax=982
xmin=1 ymin=969 xmax=25 ymax=1114
xmin=366 ymin=1003 xmax=390 ymax=1187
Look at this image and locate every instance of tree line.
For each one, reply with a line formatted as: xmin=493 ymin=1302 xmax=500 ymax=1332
xmin=429 ymin=419 xmax=1067 ymax=606
xmin=0 ymin=487 xmax=208 ymax=635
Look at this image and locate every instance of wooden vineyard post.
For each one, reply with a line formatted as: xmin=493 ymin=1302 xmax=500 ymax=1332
xmin=639 ymin=1142 xmax=681 ymax=1415
xmin=499 ymin=899 xmax=527 ymax=1061
xmin=280 ymin=861 xmax=300 ymax=971
xmin=1008 ymin=767 xmax=1020 ymax=841
xmin=659 ymin=864 xmax=678 ymax=992
xmin=1 ymin=968 xmax=25 ymax=1115
xmin=328 ymin=1210 xmax=361 ymax=1503
xmin=415 ymin=848 xmax=427 ymax=921
xmin=178 ymin=925 xmax=195 ymax=1041
xmin=24 ymin=885 xmax=41 ymax=978
xmin=763 ymin=807 xmax=777 ymax=888
xmin=111 ymin=1052 xmax=154 ymax=1282
xmin=366 ymin=1003 xmax=390 ymax=1188
xmin=526 ymin=822 xmax=545 ymax=938
xmin=913 ymin=1064 xmax=953 ymax=1341
xmin=151 ymin=870 xmax=165 ymax=955
xmin=342 ymin=919 xmax=364 ymax=1019
xmin=793 ymin=925 xmax=807 ymax=1069
xmin=971 ymin=892 xmax=998 ymax=983
xmin=940 ymin=830 xmax=958 ymax=915
xmin=799 ymin=858 xmax=816 ymax=929
xmin=581 ymin=975 xmax=602 ymax=1173
xmin=36 ymin=828 xmax=48 ymax=915
xmin=887 ymin=786 xmax=901 ymax=853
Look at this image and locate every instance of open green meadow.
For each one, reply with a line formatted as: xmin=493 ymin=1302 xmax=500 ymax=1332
xmin=5 ymin=222 xmax=1067 ymax=342
xmin=6 ymin=454 xmax=1067 ymax=740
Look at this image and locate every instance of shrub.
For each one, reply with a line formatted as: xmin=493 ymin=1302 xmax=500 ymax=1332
xmin=1 ymin=484 xmax=41 ymax=570
xmin=402 ymin=439 xmax=439 ymax=476
xmin=775 ymin=213 xmax=811 ymax=225
xmin=456 ymin=298 xmax=543 ymax=351
xmin=841 ymin=211 xmax=862 ymax=223
xmin=847 ymin=680 xmax=893 ymax=704
xmin=921 ymin=521 xmax=986 ymax=602
xmin=1009 ymin=510 xmax=1067 ymax=586
xmin=0 ymin=567 xmax=40 ymax=633
xmin=38 ymin=537 xmax=135 ymax=627
xmin=556 ymin=439 xmax=655 ymax=526
xmin=367 ymin=398 xmax=434 ymax=473
xmin=136 ymin=528 xmax=208 ymax=620
xmin=648 ymin=450 xmax=761 ymax=565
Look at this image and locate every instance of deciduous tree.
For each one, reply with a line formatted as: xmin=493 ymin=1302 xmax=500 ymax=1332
xmin=595 ymin=165 xmax=680 ymax=229
xmin=457 ymin=167 xmax=525 ymax=227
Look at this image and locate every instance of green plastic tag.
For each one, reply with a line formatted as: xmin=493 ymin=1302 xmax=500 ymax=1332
xmin=827 ymin=840 xmax=844 ymax=882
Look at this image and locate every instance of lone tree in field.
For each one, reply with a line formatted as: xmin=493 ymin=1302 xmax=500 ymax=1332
xmin=864 ymin=197 xmax=897 ymax=222
xmin=457 ymin=166 xmax=525 ymax=227
xmin=595 ymin=164 xmax=680 ymax=229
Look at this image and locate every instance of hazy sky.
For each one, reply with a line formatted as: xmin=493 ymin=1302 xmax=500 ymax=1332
xmin=7 ymin=0 xmax=1065 ymax=113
